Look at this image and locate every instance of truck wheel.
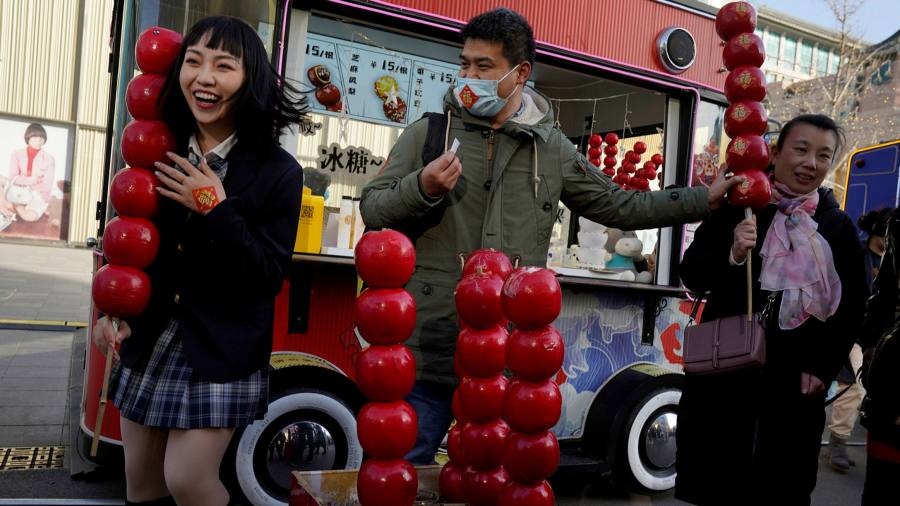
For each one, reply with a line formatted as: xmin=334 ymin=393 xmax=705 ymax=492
xmin=226 ymin=388 xmax=363 ymax=505
xmin=615 ymin=387 xmax=680 ymax=492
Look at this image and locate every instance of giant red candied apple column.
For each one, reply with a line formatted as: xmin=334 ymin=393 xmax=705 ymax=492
xmin=89 ymin=26 xmax=182 ymax=457
xmin=499 ymin=267 xmax=564 ymax=506
xmin=353 ymin=230 xmax=419 ymax=506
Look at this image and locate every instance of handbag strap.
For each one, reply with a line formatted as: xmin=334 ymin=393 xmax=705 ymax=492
xmin=687 ymin=292 xmax=707 ymax=326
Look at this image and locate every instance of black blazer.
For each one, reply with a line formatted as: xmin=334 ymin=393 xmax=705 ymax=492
xmin=679 ymin=188 xmax=868 ymax=384
xmin=119 ymin=139 xmax=302 ymax=382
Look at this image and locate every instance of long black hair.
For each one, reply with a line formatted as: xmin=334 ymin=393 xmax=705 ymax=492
xmin=158 ymin=16 xmax=311 ymax=152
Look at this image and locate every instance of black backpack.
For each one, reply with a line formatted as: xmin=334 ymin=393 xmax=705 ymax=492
xmin=860 ymin=323 xmax=900 ymax=445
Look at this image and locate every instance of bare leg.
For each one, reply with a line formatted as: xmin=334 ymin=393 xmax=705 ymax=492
xmin=164 ymin=427 xmax=235 ymax=506
xmin=120 ymin=417 xmax=169 ymax=502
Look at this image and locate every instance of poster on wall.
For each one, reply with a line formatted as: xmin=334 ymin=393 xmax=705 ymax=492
xmin=0 ymin=116 xmax=73 ymax=241
xmin=304 ymin=33 xmax=458 ymax=127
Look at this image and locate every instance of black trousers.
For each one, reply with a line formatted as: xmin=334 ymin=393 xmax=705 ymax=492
xmin=862 ymin=452 xmax=900 ymax=506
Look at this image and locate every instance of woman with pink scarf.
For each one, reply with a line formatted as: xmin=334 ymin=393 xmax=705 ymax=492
xmin=675 ymin=115 xmax=868 ymax=505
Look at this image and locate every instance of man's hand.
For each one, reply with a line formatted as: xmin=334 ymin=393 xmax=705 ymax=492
xmin=419 ymin=151 xmax=461 ymax=198
xmin=800 ymin=372 xmax=826 ymax=396
xmin=707 ymin=170 xmax=747 ymax=211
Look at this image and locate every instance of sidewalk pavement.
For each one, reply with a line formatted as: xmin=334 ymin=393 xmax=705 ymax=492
xmin=0 ymin=243 xmax=92 ymax=448
xmin=0 ymin=242 xmax=93 ymax=323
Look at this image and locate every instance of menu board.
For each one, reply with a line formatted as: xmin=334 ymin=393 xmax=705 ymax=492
xmin=303 ymin=33 xmax=458 ymax=127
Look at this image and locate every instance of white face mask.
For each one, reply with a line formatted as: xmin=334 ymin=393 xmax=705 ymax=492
xmin=454 ymin=63 xmax=521 ymax=118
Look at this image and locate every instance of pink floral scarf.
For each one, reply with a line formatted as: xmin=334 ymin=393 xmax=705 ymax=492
xmin=759 ymin=180 xmax=842 ymax=329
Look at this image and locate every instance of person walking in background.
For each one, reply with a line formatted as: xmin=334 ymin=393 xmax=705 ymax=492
xmin=828 ymin=207 xmax=893 ymax=472
xmin=858 ymin=210 xmax=900 ymax=505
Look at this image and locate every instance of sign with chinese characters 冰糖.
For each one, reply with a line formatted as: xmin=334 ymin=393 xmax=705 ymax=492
xmin=317 ymin=143 xmax=386 ymax=176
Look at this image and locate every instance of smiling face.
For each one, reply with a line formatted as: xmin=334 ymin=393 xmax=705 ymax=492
xmin=772 ymin=122 xmax=838 ymax=194
xmin=179 ymin=33 xmax=246 ymax=138
xmin=27 ymin=136 xmax=45 ymax=149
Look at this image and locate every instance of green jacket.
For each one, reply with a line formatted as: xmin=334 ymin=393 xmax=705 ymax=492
xmin=360 ymin=88 xmax=710 ymax=384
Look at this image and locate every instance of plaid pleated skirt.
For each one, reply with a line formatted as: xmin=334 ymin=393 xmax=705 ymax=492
xmin=110 ymin=319 xmax=269 ymax=429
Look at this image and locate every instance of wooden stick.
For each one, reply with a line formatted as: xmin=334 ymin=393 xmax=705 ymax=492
xmin=745 ymin=207 xmax=753 ymax=322
xmin=91 ymin=318 xmax=117 ymax=457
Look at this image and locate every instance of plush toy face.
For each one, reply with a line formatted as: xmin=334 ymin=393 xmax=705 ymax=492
xmin=615 ymin=237 xmax=643 ymax=257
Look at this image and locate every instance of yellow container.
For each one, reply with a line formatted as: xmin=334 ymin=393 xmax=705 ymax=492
xmin=295 ymin=187 xmax=324 ymax=253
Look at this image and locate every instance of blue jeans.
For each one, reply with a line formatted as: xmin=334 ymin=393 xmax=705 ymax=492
xmin=404 ymin=380 xmax=456 ymax=465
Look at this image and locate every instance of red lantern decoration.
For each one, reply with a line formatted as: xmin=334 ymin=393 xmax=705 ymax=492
xmin=628 ymin=151 xmax=642 ymax=164
xmin=724 ymin=100 xmax=768 ymax=137
xmin=457 ymin=325 xmax=509 ymax=378
xmin=725 ymin=135 xmax=770 ymax=173
xmin=621 ymin=161 xmax=636 ymax=174
xmin=459 ymin=375 xmax=509 ymax=423
xmin=91 ymin=265 xmax=151 ymax=317
xmin=121 ymin=120 xmax=176 ymax=169
xmin=125 ymin=74 xmax=166 ymax=120
xmin=462 ymin=249 xmax=513 ymax=279
xmin=357 ymin=459 xmax=417 ymax=506
xmin=604 ymin=132 xmax=619 ymax=145
xmin=500 ymin=481 xmax=555 ymax=506
xmin=439 ymin=463 xmax=466 ymax=503
xmin=633 ymin=141 xmax=647 ymax=154
xmin=357 ymin=401 xmax=418 ymax=459
xmin=604 ymin=145 xmax=618 ymax=157
xmin=355 ymin=344 xmax=416 ymax=401
xmin=588 ymin=147 xmax=602 ymax=159
xmin=724 ymin=66 xmax=767 ymax=102
xmin=602 ymin=167 xmax=616 ymax=177
xmin=727 ymin=169 xmax=772 ymax=209
xmin=506 ymin=327 xmax=564 ymax=381
xmin=354 ymin=230 xmax=415 ymax=288
xmin=723 ymin=32 xmax=765 ymax=70
xmin=110 ymin=168 xmax=160 ymax=218
xmin=502 ymin=379 xmax=562 ymax=434
xmin=715 ymin=1 xmax=757 ymax=41
xmin=501 ymin=268 xmax=561 ymax=330
xmin=651 ymin=153 xmax=664 ymax=166
xmin=462 ymin=419 xmax=511 ymax=470
xmin=102 ymin=216 xmax=160 ymax=270
xmin=603 ymin=156 xmax=617 ymax=168
xmin=588 ymin=134 xmax=603 ymax=148
xmin=354 ymin=288 xmax=416 ymax=345
xmin=455 ymin=272 xmax=505 ymax=329
xmin=135 ymin=26 xmax=183 ymax=74
xmin=589 ymin=157 xmax=602 ymax=167
xmin=464 ymin=467 xmax=510 ymax=506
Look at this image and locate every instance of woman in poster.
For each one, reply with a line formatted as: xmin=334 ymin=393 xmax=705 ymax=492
xmin=5 ymin=123 xmax=56 ymax=222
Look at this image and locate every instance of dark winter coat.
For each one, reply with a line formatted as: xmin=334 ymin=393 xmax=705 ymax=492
xmin=675 ymin=187 xmax=867 ymax=505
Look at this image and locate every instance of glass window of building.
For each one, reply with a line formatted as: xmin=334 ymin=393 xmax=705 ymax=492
xmin=829 ymin=52 xmax=841 ymax=74
xmin=816 ymin=47 xmax=830 ymax=76
xmin=781 ymin=36 xmax=797 ymax=70
xmin=765 ymin=31 xmax=781 ymax=62
xmin=798 ymin=41 xmax=813 ymax=74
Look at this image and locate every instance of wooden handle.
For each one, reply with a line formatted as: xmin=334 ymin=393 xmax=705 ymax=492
xmin=90 ymin=318 xmax=118 ymax=457
xmin=745 ymin=207 xmax=753 ymax=322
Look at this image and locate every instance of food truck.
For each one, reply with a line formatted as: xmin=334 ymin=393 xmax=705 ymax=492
xmin=78 ymin=1 xmax=740 ymax=504
xmin=841 ymin=139 xmax=900 ymax=227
